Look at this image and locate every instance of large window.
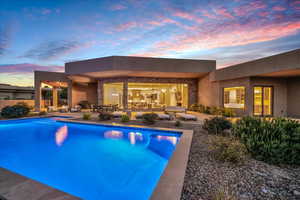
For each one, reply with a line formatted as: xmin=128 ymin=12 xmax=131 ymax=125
xmin=103 ymin=82 xmax=123 ymax=108
xmin=224 ymin=87 xmax=245 ymax=109
xmin=128 ymin=83 xmax=188 ymax=110
xmin=254 ymin=86 xmax=273 ymax=116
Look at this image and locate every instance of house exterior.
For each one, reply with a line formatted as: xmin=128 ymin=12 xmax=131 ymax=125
xmin=0 ymin=84 xmax=34 ymax=100
xmin=34 ymin=49 xmax=300 ymax=118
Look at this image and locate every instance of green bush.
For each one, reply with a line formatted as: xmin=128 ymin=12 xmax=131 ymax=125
xmin=1 ymin=103 xmax=30 ymax=118
xmin=233 ymin=117 xmax=300 ymax=165
xmin=189 ymin=104 xmax=199 ymax=112
xmin=82 ymin=113 xmax=92 ymax=120
xmin=209 ymin=136 xmax=247 ymax=164
xmin=175 ymin=120 xmax=181 ymax=127
xmin=222 ymin=108 xmax=235 ymax=117
xmin=121 ymin=115 xmax=130 ymax=123
xmin=203 ymin=106 xmax=211 ymax=114
xmin=78 ymin=100 xmax=91 ymax=109
xmin=98 ymin=112 xmax=113 ymax=121
xmin=142 ymin=113 xmax=158 ymax=125
xmin=203 ymin=117 xmax=232 ymax=135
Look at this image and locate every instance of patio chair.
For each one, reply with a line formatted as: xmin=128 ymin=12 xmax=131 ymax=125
xmin=176 ymin=112 xmax=197 ymax=121
xmin=70 ymin=105 xmax=81 ymax=112
xmin=47 ymin=106 xmax=57 ymax=112
xmin=157 ymin=113 xmax=171 ymax=120
xmin=59 ymin=105 xmax=69 ymax=113
xmin=165 ymin=106 xmax=186 ymax=114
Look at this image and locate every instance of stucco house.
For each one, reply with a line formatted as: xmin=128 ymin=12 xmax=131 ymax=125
xmin=34 ymin=48 xmax=300 ymax=118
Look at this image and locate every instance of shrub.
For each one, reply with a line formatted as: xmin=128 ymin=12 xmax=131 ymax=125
xmin=1 ymin=103 xmax=30 ymax=118
xmin=121 ymin=115 xmax=130 ymax=123
xmin=203 ymin=106 xmax=211 ymax=114
xmin=209 ymin=136 xmax=247 ymax=165
xmin=98 ymin=112 xmax=113 ymax=121
xmin=142 ymin=113 xmax=158 ymax=125
xmin=203 ymin=117 xmax=232 ymax=135
xmin=222 ymin=108 xmax=235 ymax=117
xmin=233 ymin=117 xmax=300 ymax=165
xmin=175 ymin=120 xmax=181 ymax=127
xmin=211 ymin=106 xmax=223 ymax=115
xmin=78 ymin=100 xmax=91 ymax=109
xmin=189 ymin=104 xmax=199 ymax=112
xmin=39 ymin=111 xmax=47 ymax=116
xmin=82 ymin=113 xmax=92 ymax=120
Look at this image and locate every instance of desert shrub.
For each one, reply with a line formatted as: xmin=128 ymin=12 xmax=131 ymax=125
xmin=142 ymin=113 xmax=158 ymax=125
xmin=222 ymin=108 xmax=235 ymax=117
xmin=233 ymin=117 xmax=300 ymax=165
xmin=212 ymin=186 xmax=237 ymax=200
xmin=121 ymin=115 xmax=130 ymax=123
xmin=203 ymin=117 xmax=232 ymax=135
xmin=0 ymin=103 xmax=30 ymax=118
xmin=98 ymin=112 xmax=113 ymax=121
xmin=203 ymin=106 xmax=211 ymax=114
xmin=175 ymin=120 xmax=182 ymax=127
xmin=209 ymin=136 xmax=247 ymax=164
xmin=82 ymin=113 xmax=92 ymax=120
xmin=189 ymin=104 xmax=199 ymax=112
xmin=39 ymin=111 xmax=47 ymax=116
xmin=211 ymin=106 xmax=223 ymax=115
xmin=78 ymin=100 xmax=91 ymax=109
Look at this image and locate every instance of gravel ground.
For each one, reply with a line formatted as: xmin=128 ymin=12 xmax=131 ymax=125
xmin=181 ymin=128 xmax=300 ymax=200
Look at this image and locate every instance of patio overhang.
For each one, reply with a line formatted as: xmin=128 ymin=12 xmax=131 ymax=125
xmin=65 ymin=56 xmax=216 ymax=79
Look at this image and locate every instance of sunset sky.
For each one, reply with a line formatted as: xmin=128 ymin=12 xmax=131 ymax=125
xmin=1 ymin=0 xmax=300 ymax=86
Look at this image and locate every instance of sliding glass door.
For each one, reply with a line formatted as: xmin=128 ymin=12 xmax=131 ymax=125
xmin=253 ymin=86 xmax=273 ymax=116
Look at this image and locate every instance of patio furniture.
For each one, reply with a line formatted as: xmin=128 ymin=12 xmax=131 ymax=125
xmin=112 ymin=111 xmax=126 ymax=118
xmin=96 ymin=105 xmax=118 ymax=113
xmin=176 ymin=112 xmax=197 ymax=121
xmin=70 ymin=105 xmax=81 ymax=112
xmin=157 ymin=113 xmax=171 ymax=120
xmin=165 ymin=106 xmax=186 ymax=114
xmin=59 ymin=105 xmax=69 ymax=113
xmin=47 ymin=106 xmax=57 ymax=112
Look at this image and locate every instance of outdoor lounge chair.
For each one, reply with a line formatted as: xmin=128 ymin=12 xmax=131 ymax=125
xmin=165 ymin=106 xmax=186 ymax=114
xmin=157 ymin=113 xmax=171 ymax=120
xmin=70 ymin=105 xmax=81 ymax=112
xmin=176 ymin=112 xmax=197 ymax=121
xmin=59 ymin=105 xmax=69 ymax=113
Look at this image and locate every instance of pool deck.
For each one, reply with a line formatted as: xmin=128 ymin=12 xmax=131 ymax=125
xmin=0 ymin=117 xmax=194 ymax=200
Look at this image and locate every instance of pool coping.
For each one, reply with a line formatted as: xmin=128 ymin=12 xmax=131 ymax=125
xmin=0 ymin=117 xmax=194 ymax=200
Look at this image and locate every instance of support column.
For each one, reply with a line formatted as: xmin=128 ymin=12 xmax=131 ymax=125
xmin=52 ymin=87 xmax=58 ymax=108
xmin=123 ymin=80 xmax=128 ymax=110
xmin=67 ymin=81 xmax=73 ymax=108
xmin=97 ymin=80 xmax=103 ymax=105
xmin=34 ymin=80 xmax=41 ymax=111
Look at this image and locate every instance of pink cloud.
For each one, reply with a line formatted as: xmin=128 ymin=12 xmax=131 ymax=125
xmin=214 ymin=7 xmax=234 ymax=19
xmin=258 ymin=11 xmax=269 ymax=17
xmin=272 ymin=6 xmax=286 ymax=11
xmin=115 ymin=21 xmax=138 ymax=31
xmin=131 ymin=20 xmax=300 ymax=57
xmin=173 ymin=11 xmax=203 ymax=24
xmin=234 ymin=0 xmax=266 ymax=16
xmin=110 ymin=4 xmax=127 ymax=11
xmin=200 ymin=10 xmax=217 ymax=19
xmin=0 ymin=63 xmax=64 ymax=74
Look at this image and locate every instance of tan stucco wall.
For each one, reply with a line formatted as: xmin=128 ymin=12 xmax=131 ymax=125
xmin=212 ymin=49 xmax=300 ymax=81
xmin=250 ymin=77 xmax=287 ymax=117
xmin=287 ymin=78 xmax=300 ymax=118
xmin=71 ymin=83 xmax=97 ymax=107
xmin=198 ymin=74 xmax=220 ymax=107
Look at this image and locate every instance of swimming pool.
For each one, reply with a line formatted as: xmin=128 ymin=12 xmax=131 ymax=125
xmin=0 ymin=117 xmax=181 ymax=200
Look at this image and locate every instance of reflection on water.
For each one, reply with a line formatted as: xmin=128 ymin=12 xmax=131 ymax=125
xmin=128 ymin=132 xmax=143 ymax=145
xmin=55 ymin=125 xmax=68 ymax=146
xmin=104 ymin=130 xmax=123 ymax=139
xmin=156 ymin=135 xmax=178 ymax=146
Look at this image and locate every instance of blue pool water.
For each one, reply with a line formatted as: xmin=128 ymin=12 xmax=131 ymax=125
xmin=0 ymin=118 xmax=181 ymax=200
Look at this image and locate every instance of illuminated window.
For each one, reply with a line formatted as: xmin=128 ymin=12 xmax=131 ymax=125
xmin=224 ymin=87 xmax=245 ymax=109
xmin=103 ymin=83 xmax=123 ymax=108
xmin=128 ymin=83 xmax=188 ymax=109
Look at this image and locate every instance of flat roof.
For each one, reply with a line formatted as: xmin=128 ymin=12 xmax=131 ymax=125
xmin=65 ymin=56 xmax=216 ymax=79
xmin=211 ymin=48 xmax=300 ymax=81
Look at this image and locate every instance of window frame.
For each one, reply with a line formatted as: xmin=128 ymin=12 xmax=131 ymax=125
xmin=223 ymin=86 xmax=246 ymax=109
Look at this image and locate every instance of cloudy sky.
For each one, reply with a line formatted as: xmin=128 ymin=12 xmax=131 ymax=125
xmin=0 ymin=0 xmax=300 ymax=86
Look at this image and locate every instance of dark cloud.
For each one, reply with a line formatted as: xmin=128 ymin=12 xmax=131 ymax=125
xmin=0 ymin=63 xmax=64 ymax=74
xmin=22 ymin=40 xmax=84 ymax=60
xmin=0 ymin=26 xmax=10 ymax=56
